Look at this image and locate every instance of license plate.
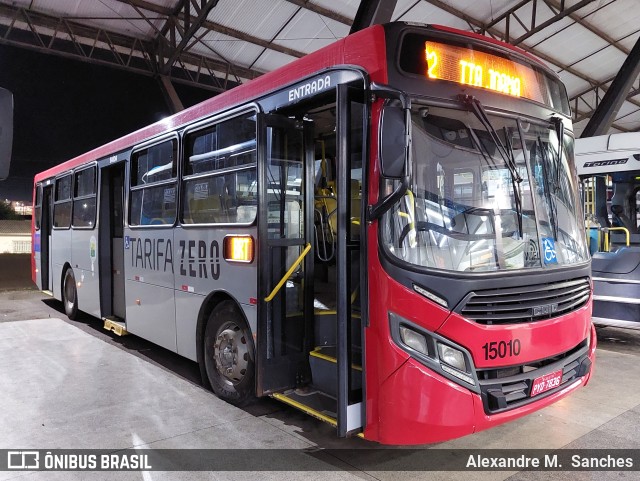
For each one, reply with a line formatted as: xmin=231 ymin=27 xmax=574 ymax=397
xmin=530 ymin=369 xmax=563 ymax=397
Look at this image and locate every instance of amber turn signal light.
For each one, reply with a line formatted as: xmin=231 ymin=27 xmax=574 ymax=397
xmin=223 ymin=235 xmax=254 ymax=263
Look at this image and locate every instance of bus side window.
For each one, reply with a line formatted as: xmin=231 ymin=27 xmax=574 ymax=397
xmin=34 ymin=184 xmax=42 ymax=230
xmin=53 ymin=174 xmax=72 ymax=229
xmin=129 ymin=139 xmax=178 ymax=226
xmin=182 ymin=112 xmax=257 ymax=225
xmin=72 ymin=166 xmax=97 ymax=228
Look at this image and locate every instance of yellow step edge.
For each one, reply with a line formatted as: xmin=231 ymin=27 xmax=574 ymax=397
xmin=41 ymin=290 xmax=53 ymax=297
xmin=271 ymin=392 xmax=337 ymax=427
xmin=309 ymin=347 xmax=363 ymax=371
xmin=103 ymin=318 xmax=128 ymax=336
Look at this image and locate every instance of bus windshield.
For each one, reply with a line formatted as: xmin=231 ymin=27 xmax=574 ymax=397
xmin=382 ymin=105 xmax=588 ymax=272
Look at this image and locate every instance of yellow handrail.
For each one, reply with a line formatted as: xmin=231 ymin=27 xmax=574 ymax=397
xmin=264 ymin=243 xmax=312 ymax=302
xmin=604 ymin=226 xmax=630 ymax=251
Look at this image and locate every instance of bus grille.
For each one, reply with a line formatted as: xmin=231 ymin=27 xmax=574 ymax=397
xmin=458 ymin=277 xmax=591 ymax=325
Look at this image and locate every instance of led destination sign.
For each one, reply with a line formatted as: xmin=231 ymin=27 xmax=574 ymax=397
xmin=424 ymin=40 xmax=542 ymax=100
xmin=397 ymin=31 xmax=573 ymax=114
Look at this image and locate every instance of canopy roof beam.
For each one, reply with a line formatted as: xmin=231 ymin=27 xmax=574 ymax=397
xmin=0 ymin=3 xmax=259 ymax=93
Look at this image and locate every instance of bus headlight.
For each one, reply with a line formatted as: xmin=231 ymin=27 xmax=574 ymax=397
xmin=400 ymin=326 xmax=428 ymax=355
xmin=389 ymin=312 xmax=477 ymax=390
xmin=437 ymin=342 xmax=467 ymax=372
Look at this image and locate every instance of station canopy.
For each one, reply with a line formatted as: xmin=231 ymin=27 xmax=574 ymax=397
xmin=1 ymin=0 xmax=639 ymax=135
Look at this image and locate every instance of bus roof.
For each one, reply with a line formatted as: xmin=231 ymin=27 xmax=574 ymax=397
xmin=35 ymin=24 xmax=388 ymax=183
xmin=575 ymin=133 xmax=640 ymax=176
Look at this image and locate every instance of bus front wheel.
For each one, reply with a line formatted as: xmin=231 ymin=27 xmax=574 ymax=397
xmin=62 ymin=268 xmax=79 ymax=320
xmin=204 ymin=301 xmax=255 ymax=406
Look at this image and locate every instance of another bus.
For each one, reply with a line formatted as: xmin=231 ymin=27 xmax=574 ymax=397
xmin=32 ymin=22 xmax=595 ymax=445
xmin=576 ymin=133 xmax=640 ymax=329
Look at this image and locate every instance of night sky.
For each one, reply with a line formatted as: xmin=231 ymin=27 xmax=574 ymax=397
xmin=0 ymin=43 xmax=215 ymax=201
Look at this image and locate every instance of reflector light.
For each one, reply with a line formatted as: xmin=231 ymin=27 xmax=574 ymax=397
xmin=224 ymin=235 xmax=254 ymax=263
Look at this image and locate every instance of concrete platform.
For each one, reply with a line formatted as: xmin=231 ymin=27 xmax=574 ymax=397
xmin=1 ymin=291 xmax=640 ymax=480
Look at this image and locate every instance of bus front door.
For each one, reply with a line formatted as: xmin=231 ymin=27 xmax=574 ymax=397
xmin=257 ymin=114 xmax=315 ymax=395
xmin=334 ymin=83 xmax=366 ymax=436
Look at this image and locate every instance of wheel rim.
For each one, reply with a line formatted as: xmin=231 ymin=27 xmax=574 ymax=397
xmin=64 ymin=273 xmax=75 ymax=311
xmin=213 ymin=321 xmax=249 ymax=386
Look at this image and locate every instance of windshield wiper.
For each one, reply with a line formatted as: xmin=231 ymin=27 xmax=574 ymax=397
xmin=460 ymin=95 xmax=523 ymax=237
xmin=550 ymin=116 xmax=565 ymax=195
xmin=536 ymin=136 xmax=559 ymax=240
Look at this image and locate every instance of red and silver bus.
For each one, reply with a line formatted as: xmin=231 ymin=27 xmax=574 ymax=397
xmin=32 ymin=22 xmax=596 ymax=445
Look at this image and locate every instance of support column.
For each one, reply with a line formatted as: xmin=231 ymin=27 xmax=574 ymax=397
xmin=158 ymin=75 xmax=184 ymax=114
xmin=581 ymin=35 xmax=640 ymax=137
xmin=350 ymin=0 xmax=398 ymax=34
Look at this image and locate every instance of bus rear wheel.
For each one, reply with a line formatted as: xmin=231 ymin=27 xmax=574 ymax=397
xmin=204 ymin=301 xmax=255 ymax=406
xmin=62 ymin=268 xmax=79 ymax=320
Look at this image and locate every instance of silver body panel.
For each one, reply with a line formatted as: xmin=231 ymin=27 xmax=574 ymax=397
xmin=112 ymin=238 xmax=126 ymax=318
xmin=124 ymin=227 xmax=177 ymax=351
xmin=51 ymin=228 xmax=71 ymax=300
xmin=71 ymin=228 xmax=101 ymax=318
xmin=172 ymin=226 xmax=258 ymax=360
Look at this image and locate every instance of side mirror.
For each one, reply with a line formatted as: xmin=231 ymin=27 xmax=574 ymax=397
xmin=0 ymin=87 xmax=13 ymax=181
xmin=368 ymin=83 xmax=412 ymax=222
xmin=379 ymin=105 xmax=409 ymax=179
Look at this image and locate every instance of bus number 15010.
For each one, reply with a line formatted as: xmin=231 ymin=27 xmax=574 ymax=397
xmin=482 ymin=339 xmax=521 ymax=360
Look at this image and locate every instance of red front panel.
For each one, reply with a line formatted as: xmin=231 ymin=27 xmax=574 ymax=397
xmin=437 ymin=303 xmax=592 ymax=369
xmin=364 ymin=253 xmax=595 ymax=445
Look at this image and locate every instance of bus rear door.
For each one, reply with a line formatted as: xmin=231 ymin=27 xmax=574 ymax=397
xmin=98 ymin=162 xmax=126 ymax=320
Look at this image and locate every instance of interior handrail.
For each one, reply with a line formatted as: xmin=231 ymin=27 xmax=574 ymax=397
xmin=264 ymin=243 xmax=312 ymax=302
xmin=603 ymin=226 xmax=630 ymax=252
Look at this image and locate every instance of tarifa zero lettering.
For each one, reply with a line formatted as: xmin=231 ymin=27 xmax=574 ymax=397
xmin=179 ymin=240 xmax=220 ymax=280
xmin=129 ymin=237 xmax=174 ymax=273
xmin=127 ymin=238 xmax=221 ymax=280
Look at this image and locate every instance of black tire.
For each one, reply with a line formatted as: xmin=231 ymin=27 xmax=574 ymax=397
xmin=204 ymin=301 xmax=255 ymax=406
xmin=62 ymin=268 xmax=79 ymax=320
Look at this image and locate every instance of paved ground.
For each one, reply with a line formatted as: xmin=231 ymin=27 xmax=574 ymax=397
xmin=1 ymin=290 xmax=639 ymax=481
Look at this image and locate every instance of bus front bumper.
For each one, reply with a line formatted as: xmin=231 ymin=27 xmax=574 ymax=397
xmin=372 ymin=324 xmax=596 ymax=445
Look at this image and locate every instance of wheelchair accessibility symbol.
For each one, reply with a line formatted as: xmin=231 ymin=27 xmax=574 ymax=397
xmin=542 ymin=237 xmax=558 ymax=264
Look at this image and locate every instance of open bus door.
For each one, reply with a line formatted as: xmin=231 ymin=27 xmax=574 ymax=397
xmin=257 ymin=113 xmax=315 ymax=395
xmin=256 ymin=81 xmax=366 ymax=437
xmin=335 ymin=83 xmax=366 ymax=436
xmin=98 ymin=162 xmax=126 ymax=321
